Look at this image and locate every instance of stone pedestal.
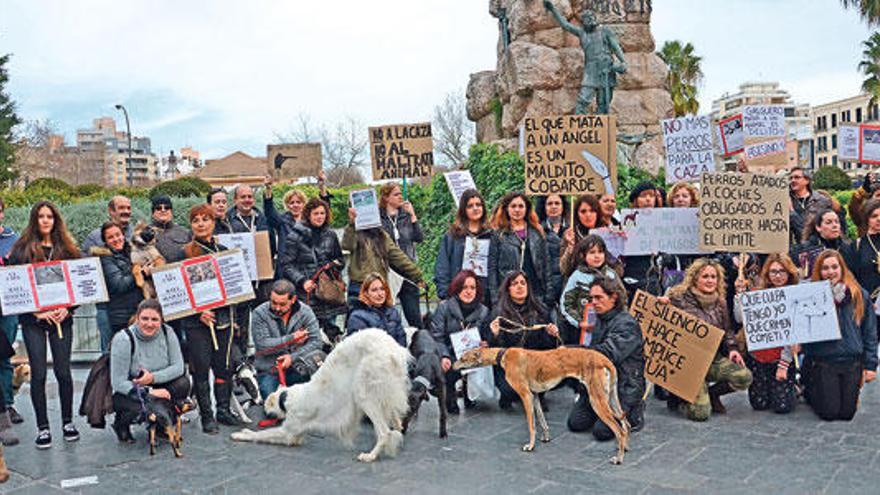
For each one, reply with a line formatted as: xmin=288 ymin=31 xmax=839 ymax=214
xmin=467 ymin=0 xmax=673 ymax=173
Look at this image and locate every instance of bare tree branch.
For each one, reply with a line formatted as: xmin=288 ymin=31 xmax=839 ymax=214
xmin=433 ymin=91 xmax=474 ymax=168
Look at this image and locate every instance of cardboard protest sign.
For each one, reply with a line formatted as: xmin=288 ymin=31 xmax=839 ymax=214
xmin=661 ymin=115 xmax=714 ymax=183
xmin=743 ymin=138 xmax=787 ymax=171
xmin=860 ymin=125 xmax=880 ymax=165
xmin=369 ymin=123 xmax=434 ymax=180
xmin=699 ymin=172 xmax=789 ymax=253
xmin=215 ymin=231 xmax=273 ymax=281
xmin=444 ymin=170 xmax=477 ymax=206
xmin=838 ymin=125 xmax=860 ymax=162
xmin=350 ymin=188 xmax=381 ymax=230
xmin=152 ymin=249 xmax=255 ymax=321
xmin=267 ymin=143 xmax=322 ymax=181
xmin=739 ymin=281 xmax=840 ymax=351
xmin=521 ymin=115 xmax=617 ymax=196
xmin=743 ymin=105 xmax=786 ymax=140
xmin=615 ymin=208 xmax=702 ymax=256
xmin=0 ymin=258 xmax=108 ymax=315
xmin=716 ymin=114 xmax=744 ymax=156
xmin=630 ymin=290 xmax=725 ymax=403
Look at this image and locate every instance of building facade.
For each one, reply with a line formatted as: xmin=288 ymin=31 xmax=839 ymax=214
xmin=811 ymin=93 xmax=879 ymax=171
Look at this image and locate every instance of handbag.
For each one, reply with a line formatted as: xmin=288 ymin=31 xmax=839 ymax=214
xmin=310 ymin=262 xmax=346 ymax=306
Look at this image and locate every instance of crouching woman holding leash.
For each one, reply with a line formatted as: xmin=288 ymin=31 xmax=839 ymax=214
xmin=110 ymin=299 xmax=188 ymax=443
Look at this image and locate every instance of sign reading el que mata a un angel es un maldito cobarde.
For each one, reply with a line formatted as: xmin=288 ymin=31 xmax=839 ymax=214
xmin=629 ymin=290 xmax=725 ymax=403
xmin=520 ymin=114 xmax=617 ymax=196
xmin=698 ymin=172 xmax=789 ymax=253
xmin=369 ymin=123 xmax=434 ymax=181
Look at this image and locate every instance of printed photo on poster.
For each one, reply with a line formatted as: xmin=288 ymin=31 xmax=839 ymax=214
xmin=0 ymin=258 xmax=108 ymax=316
xmin=463 ymin=236 xmax=490 ymax=277
xmin=183 ymin=258 xmax=225 ymax=310
xmin=350 ymin=188 xmax=382 ymax=230
xmin=717 ymin=114 xmax=744 ymax=156
xmin=861 ymin=125 xmax=880 ymax=164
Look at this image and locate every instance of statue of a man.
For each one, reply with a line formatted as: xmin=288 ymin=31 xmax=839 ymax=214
xmin=543 ymin=0 xmax=627 ymax=114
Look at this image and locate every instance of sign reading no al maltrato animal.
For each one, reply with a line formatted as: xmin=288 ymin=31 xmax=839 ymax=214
xmin=369 ymin=123 xmax=434 ymax=180
xmin=520 ymin=114 xmax=617 ymax=196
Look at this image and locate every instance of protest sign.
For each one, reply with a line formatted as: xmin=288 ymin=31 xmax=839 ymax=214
xmin=369 ymin=123 xmax=434 ymax=180
xmin=450 ymin=327 xmax=482 ymax=360
xmin=699 ymin=172 xmax=789 ymax=253
xmin=743 ymin=138 xmax=787 ymax=170
xmin=0 ymin=258 xmax=108 ymax=315
xmin=716 ymin=114 xmax=744 ymax=156
xmin=350 ymin=188 xmax=381 ymax=230
xmin=267 ymin=143 xmax=322 ymax=181
xmin=629 ymin=290 xmax=725 ymax=403
xmin=215 ymin=231 xmax=273 ymax=281
xmin=592 ymin=227 xmax=626 ymax=259
xmin=152 ymin=249 xmax=254 ymax=321
xmin=614 ymin=208 xmax=702 ymax=256
xmin=739 ymin=281 xmax=840 ymax=351
xmin=444 ymin=170 xmax=477 ymax=206
xmin=463 ymin=236 xmax=490 ymax=277
xmin=521 ymin=114 xmax=617 ymax=196
xmin=661 ymin=115 xmax=714 ymax=183
xmin=860 ymin=125 xmax=880 ymax=165
xmin=743 ymin=105 xmax=786 ymax=139
xmin=838 ymin=125 xmax=860 ymax=162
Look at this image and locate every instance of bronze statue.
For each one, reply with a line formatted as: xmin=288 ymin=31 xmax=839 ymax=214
xmin=543 ymin=0 xmax=627 ymax=114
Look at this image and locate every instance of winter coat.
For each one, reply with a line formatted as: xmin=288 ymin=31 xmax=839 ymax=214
xmin=346 ymin=300 xmax=406 ymax=347
xmin=250 ymin=299 xmax=323 ymax=373
xmin=380 ymin=209 xmax=423 ymax=261
xmin=226 ymin=206 xmax=275 ymax=255
xmin=150 ymin=219 xmax=191 ymax=263
xmin=429 ymin=296 xmax=490 ymax=360
xmin=110 ymin=324 xmax=183 ymax=396
xmin=0 ymin=226 xmax=18 ymax=259
xmin=847 ymin=234 xmax=880 ymax=297
xmin=277 ymin=222 xmax=345 ymax=314
xmin=480 ymin=303 xmax=557 ymax=350
xmin=669 ymin=288 xmax=736 ymax=357
xmin=266 ymin=207 xmax=300 ymax=258
xmin=81 ymin=223 xmax=133 ymax=255
xmin=91 ymin=246 xmax=144 ymax=331
xmin=78 ymin=353 xmax=113 ymax=428
xmin=803 ymin=288 xmax=879 ymax=370
xmin=790 ymin=190 xmax=832 ymax=247
xmin=340 ymin=225 xmax=423 ymax=286
xmin=433 ymin=229 xmax=492 ymax=300
xmin=559 ymin=265 xmax=623 ymax=328
xmin=487 ymin=227 xmax=555 ymax=307
xmin=791 ymin=234 xmax=850 ymax=275
xmin=849 ymin=188 xmax=870 ymax=238
xmin=589 ymin=307 xmax=645 ymax=408
xmin=213 ymin=217 xmax=233 ymax=235
xmin=179 ymin=240 xmax=234 ymax=334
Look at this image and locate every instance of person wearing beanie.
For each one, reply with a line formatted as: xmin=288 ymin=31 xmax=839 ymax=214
xmin=149 ymin=195 xmax=191 ymax=263
xmin=628 ymin=182 xmax=658 ymax=208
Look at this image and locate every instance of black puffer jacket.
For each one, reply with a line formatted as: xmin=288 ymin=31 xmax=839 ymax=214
xmin=487 ymin=228 xmax=556 ymax=306
xmin=429 ymin=296 xmax=490 ymax=360
xmin=589 ymin=307 xmax=645 ymax=408
xmin=277 ymin=222 xmax=344 ymax=301
xmin=92 ymin=246 xmax=144 ymax=331
xmin=380 ymin=209 xmax=423 ymax=261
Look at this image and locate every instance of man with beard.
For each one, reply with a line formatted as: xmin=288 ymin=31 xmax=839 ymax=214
xmin=81 ymin=196 xmax=134 ymax=252
xmin=250 ymin=279 xmax=323 ymax=399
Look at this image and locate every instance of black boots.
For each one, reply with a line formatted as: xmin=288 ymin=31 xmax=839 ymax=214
xmin=214 ymin=380 xmax=243 ymax=427
xmin=627 ymin=402 xmax=645 ymax=433
xmin=195 ymin=382 xmax=219 ymax=434
xmin=708 ymin=382 xmax=735 ymax=415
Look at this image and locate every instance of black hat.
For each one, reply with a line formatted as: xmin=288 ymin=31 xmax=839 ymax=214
xmin=628 ymin=182 xmax=657 ymax=204
xmin=151 ymin=195 xmax=173 ymax=211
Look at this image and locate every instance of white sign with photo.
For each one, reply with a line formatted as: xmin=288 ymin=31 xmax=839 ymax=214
xmin=444 ymin=170 xmax=477 ymax=206
xmin=613 ymin=208 xmax=703 ymax=256
xmin=838 ymin=125 xmax=860 ymax=162
xmin=739 ymin=281 xmax=840 ymax=351
xmin=463 ymin=237 xmax=490 ymax=277
xmin=716 ymin=114 xmax=744 ymax=156
xmin=450 ymin=327 xmax=482 ymax=360
xmin=861 ymin=126 xmax=880 ymax=165
xmin=216 ymin=233 xmax=257 ymax=281
xmin=350 ymin=188 xmax=382 ymax=231
xmin=0 ymin=257 xmax=108 ymax=315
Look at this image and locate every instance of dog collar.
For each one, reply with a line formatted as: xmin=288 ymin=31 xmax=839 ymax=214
xmin=278 ymin=390 xmax=288 ymax=412
xmin=413 ymin=375 xmax=432 ymax=391
xmin=495 ymin=348 xmax=508 ymax=366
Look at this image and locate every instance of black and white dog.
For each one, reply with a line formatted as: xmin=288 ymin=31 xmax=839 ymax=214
xmin=231 ymin=360 xmax=262 ymax=424
xmin=402 ymin=330 xmax=447 ymax=438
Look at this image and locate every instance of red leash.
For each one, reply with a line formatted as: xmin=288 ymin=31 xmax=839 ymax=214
xmin=256 ymin=358 xmax=291 ymax=429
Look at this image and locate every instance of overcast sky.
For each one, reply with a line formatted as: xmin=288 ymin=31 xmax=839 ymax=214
xmin=0 ymin=0 xmax=873 ymax=159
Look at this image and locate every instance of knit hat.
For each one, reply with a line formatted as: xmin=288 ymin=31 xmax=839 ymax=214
xmin=628 ymin=182 xmax=657 ymax=205
xmin=151 ymin=195 xmax=173 ymax=211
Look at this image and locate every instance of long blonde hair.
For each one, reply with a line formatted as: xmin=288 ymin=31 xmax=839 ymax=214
xmin=811 ymin=250 xmax=865 ymax=324
xmin=667 ymin=257 xmax=727 ymax=301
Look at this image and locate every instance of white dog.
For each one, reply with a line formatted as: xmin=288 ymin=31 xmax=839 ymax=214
xmin=230 ymin=329 xmax=411 ymax=462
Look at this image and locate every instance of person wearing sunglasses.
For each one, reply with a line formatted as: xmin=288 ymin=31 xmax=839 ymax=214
xmin=149 ymin=195 xmax=191 ymax=263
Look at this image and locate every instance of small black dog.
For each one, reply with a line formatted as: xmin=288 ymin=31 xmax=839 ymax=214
xmin=403 ymin=330 xmax=447 ymax=439
xmin=145 ymin=397 xmax=188 ymax=458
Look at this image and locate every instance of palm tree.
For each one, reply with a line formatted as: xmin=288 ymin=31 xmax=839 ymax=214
xmin=657 ymin=41 xmax=703 ymax=117
xmin=842 ymin=0 xmax=880 ymax=24
xmin=859 ymin=32 xmax=880 ymax=105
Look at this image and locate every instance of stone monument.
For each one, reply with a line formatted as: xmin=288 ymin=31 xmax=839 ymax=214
xmin=467 ymin=0 xmax=673 ymax=172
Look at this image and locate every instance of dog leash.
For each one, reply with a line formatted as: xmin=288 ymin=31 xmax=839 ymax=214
xmin=253 ymin=330 xmax=308 ymax=357
xmin=495 ymin=317 xmax=564 ymax=347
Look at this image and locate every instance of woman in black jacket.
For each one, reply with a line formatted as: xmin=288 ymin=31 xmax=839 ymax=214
xmin=429 ymin=270 xmax=490 ymax=413
xmin=791 ymin=207 xmax=850 ymax=277
xmin=433 ymin=189 xmax=492 ymax=302
xmin=849 ymin=199 xmax=880 ymax=299
xmin=379 ymin=182 xmax=424 ymax=328
xmin=278 ymin=198 xmax=346 ymax=341
xmin=482 ymin=271 xmax=559 ymax=409
xmin=346 ymin=273 xmax=406 ymax=347
xmin=8 ymin=201 xmax=81 ymax=449
xmin=92 ymin=222 xmax=144 ymax=341
xmin=487 ymin=192 xmax=558 ymax=308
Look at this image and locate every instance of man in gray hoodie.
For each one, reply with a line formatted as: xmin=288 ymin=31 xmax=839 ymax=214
xmin=251 ymin=279 xmax=323 ymax=399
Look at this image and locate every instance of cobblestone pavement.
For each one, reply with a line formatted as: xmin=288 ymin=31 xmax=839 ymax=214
xmin=2 ymin=367 xmax=879 ymax=494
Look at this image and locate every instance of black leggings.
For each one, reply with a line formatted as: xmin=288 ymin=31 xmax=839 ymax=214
xmin=112 ymin=375 xmax=191 ymax=427
xmin=807 ymin=359 xmax=863 ymax=421
xmin=22 ymin=318 xmax=74 ymax=430
xmin=186 ymin=324 xmax=233 ymax=389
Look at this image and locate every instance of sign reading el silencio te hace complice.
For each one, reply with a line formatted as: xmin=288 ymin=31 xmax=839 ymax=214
xmin=698 ymin=172 xmax=790 ymax=253
xmin=520 ymin=114 xmax=617 ymax=196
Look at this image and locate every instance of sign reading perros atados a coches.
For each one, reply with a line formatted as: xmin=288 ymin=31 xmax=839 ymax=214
xmin=521 ymin=114 xmax=617 ymax=196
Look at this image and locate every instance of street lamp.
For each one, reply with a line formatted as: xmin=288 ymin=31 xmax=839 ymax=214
xmin=114 ymin=104 xmax=133 ymax=186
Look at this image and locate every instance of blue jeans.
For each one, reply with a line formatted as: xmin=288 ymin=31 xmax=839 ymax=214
xmin=0 ymin=315 xmax=18 ymax=407
xmin=257 ymin=368 xmax=309 ymax=399
xmin=96 ymin=305 xmax=112 ymax=354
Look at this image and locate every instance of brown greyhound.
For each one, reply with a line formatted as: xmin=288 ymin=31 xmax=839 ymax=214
xmin=453 ymin=346 xmax=630 ymax=464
